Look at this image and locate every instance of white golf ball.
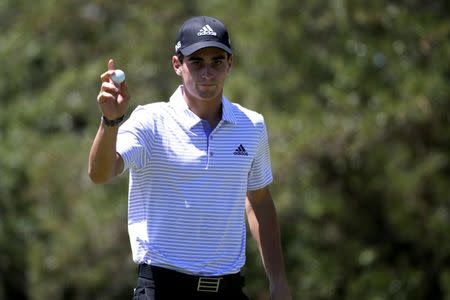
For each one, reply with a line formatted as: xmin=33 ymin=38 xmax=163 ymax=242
xmin=111 ymin=69 xmax=126 ymax=84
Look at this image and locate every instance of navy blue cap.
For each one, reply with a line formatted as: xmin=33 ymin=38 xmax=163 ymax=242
xmin=175 ymin=16 xmax=232 ymax=56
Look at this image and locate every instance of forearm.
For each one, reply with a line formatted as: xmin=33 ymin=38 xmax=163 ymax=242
xmin=246 ymin=192 xmax=288 ymax=284
xmin=88 ymin=122 xmax=121 ymax=183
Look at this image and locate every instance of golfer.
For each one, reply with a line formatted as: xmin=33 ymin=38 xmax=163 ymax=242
xmin=88 ymin=16 xmax=291 ymax=300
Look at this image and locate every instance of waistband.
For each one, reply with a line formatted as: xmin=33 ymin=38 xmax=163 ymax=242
xmin=138 ymin=264 xmax=245 ymax=293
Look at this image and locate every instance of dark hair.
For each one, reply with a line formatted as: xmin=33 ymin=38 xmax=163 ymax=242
xmin=177 ymin=52 xmax=184 ymax=64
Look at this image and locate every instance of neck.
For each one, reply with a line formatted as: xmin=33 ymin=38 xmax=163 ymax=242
xmin=181 ymin=87 xmax=223 ymax=128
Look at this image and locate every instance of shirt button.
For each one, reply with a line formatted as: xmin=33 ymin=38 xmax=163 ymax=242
xmin=210 ymin=152 xmax=214 ymax=157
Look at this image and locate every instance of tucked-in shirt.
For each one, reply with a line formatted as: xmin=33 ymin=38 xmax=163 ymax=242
xmin=116 ymin=86 xmax=273 ymax=276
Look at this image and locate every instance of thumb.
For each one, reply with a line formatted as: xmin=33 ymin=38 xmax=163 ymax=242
xmin=108 ymin=58 xmax=115 ymax=71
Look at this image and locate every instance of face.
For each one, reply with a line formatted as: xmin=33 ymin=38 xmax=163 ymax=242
xmin=173 ymin=47 xmax=232 ymax=103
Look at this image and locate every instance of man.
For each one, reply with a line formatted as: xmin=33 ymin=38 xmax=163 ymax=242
xmin=88 ymin=16 xmax=291 ymax=299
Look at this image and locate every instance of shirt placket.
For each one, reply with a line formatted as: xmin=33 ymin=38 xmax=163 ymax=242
xmin=204 ymin=120 xmax=223 ymax=170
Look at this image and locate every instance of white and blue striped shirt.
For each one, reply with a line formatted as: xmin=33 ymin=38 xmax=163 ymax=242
xmin=117 ymin=86 xmax=273 ymax=276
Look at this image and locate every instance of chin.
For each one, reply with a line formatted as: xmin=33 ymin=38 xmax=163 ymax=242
xmin=200 ymin=94 xmax=221 ymax=101
xmin=196 ymin=90 xmax=219 ymax=100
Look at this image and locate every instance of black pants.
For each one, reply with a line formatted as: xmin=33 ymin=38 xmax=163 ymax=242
xmin=132 ymin=264 xmax=250 ymax=300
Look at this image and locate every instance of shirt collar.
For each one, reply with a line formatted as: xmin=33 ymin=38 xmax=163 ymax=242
xmin=169 ymin=86 xmax=237 ymax=129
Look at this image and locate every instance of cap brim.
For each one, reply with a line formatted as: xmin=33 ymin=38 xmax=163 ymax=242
xmin=180 ymin=41 xmax=232 ymax=56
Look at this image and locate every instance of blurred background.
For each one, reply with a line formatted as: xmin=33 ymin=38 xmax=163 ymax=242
xmin=0 ymin=0 xmax=449 ymax=299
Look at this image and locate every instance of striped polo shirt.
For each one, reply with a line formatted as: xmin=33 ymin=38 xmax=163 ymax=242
xmin=116 ymin=86 xmax=273 ymax=276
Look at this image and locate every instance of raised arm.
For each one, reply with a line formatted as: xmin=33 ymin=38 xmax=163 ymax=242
xmin=88 ymin=59 xmax=129 ymax=184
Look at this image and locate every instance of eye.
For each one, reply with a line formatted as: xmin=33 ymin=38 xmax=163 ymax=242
xmin=190 ymin=61 xmax=203 ymax=68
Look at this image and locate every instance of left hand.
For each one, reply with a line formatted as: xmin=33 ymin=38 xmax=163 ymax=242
xmin=270 ymin=280 xmax=292 ymax=300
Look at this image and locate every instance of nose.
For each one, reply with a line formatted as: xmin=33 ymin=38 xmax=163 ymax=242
xmin=201 ymin=65 xmax=213 ymax=80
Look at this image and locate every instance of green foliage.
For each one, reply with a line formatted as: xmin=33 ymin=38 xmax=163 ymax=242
xmin=1 ymin=0 xmax=449 ymax=299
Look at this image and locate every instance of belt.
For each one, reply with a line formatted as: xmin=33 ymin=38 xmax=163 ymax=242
xmin=138 ymin=264 xmax=245 ymax=293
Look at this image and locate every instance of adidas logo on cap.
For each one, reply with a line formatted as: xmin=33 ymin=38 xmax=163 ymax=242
xmin=197 ymin=24 xmax=217 ymax=36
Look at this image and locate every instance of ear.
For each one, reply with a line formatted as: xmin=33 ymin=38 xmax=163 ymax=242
xmin=172 ymin=55 xmax=182 ymax=76
xmin=226 ymin=54 xmax=233 ymax=73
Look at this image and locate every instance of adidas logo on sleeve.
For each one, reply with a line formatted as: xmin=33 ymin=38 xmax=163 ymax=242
xmin=197 ymin=24 xmax=217 ymax=36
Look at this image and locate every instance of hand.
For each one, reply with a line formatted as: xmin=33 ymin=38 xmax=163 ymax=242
xmin=270 ymin=280 xmax=292 ymax=300
xmin=97 ymin=59 xmax=129 ymax=120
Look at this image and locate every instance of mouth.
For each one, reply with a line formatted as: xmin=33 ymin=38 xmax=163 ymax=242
xmin=197 ymin=83 xmax=217 ymax=90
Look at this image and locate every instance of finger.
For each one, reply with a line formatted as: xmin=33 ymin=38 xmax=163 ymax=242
xmin=99 ymin=82 xmax=119 ymax=102
xmin=119 ymin=81 xmax=130 ymax=103
xmin=97 ymin=91 xmax=117 ymax=104
xmin=100 ymin=81 xmax=119 ymax=93
xmin=108 ymin=58 xmax=115 ymax=71
xmin=121 ymin=81 xmax=128 ymax=97
xmin=100 ymin=70 xmax=115 ymax=82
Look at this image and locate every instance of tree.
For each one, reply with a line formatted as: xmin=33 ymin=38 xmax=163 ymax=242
xmin=1 ymin=0 xmax=449 ymax=299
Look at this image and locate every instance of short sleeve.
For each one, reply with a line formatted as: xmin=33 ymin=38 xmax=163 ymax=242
xmin=247 ymin=119 xmax=273 ymax=190
xmin=116 ymin=106 xmax=154 ymax=172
